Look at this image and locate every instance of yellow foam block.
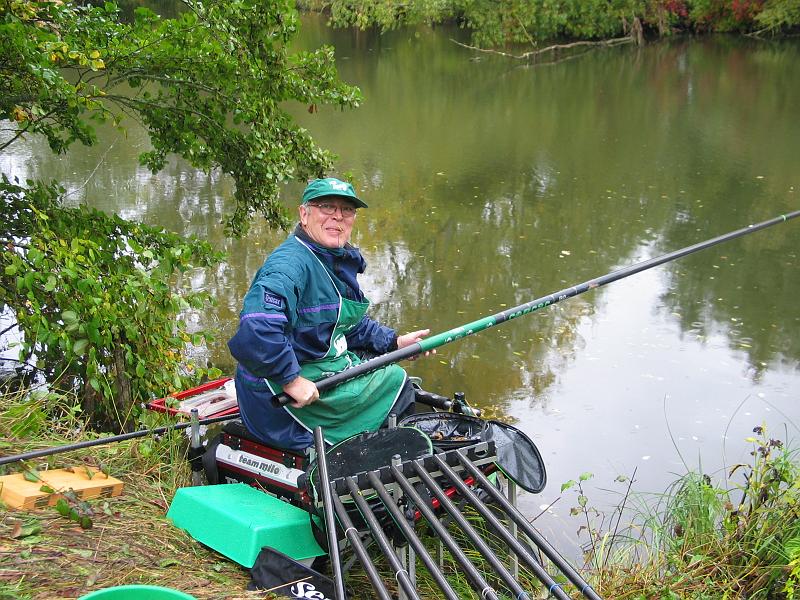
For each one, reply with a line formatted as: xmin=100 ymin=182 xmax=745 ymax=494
xmin=0 ymin=466 xmax=123 ymax=510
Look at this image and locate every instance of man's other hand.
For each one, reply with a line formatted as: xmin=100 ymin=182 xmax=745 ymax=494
xmin=397 ymin=328 xmax=436 ymax=360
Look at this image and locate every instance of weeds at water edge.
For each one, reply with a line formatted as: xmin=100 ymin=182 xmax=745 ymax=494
xmin=567 ymin=425 xmax=800 ymax=599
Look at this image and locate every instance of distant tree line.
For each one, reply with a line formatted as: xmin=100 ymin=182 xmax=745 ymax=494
xmin=298 ymin=0 xmax=800 ymax=46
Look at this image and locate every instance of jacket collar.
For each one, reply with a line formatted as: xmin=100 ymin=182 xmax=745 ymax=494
xmin=293 ymin=224 xmax=365 ymax=272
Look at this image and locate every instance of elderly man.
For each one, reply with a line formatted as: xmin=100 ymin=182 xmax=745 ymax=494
xmin=228 ymin=177 xmax=430 ymax=450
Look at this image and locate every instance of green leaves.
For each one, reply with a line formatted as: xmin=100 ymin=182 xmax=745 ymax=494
xmin=1 ymin=178 xmax=222 ymax=428
xmin=2 ymin=0 xmax=361 ymax=235
xmin=55 ymin=497 xmax=93 ymax=530
xmin=23 ymin=469 xmax=42 ymax=483
xmin=561 ymin=471 xmax=593 ymax=492
xmin=10 ymin=521 xmax=42 ymax=540
xmin=72 ymin=339 xmax=89 ymax=356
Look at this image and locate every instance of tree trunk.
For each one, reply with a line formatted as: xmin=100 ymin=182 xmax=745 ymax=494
xmin=113 ymin=346 xmax=134 ymax=432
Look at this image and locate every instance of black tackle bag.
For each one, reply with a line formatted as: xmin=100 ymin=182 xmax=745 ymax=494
xmin=249 ymin=546 xmax=344 ymax=599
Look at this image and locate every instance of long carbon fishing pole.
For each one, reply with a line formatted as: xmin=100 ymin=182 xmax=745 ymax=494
xmin=275 ymin=209 xmax=800 ymax=406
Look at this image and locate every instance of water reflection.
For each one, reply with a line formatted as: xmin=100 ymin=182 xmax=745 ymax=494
xmin=2 ymin=14 xmax=799 ymax=545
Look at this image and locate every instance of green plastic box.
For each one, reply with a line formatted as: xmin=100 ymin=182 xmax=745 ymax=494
xmin=167 ymin=484 xmax=325 ymax=567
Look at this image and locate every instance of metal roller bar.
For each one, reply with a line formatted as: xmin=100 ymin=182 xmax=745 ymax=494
xmin=389 ymin=464 xmax=501 ymax=600
xmin=411 ymin=460 xmax=554 ymax=600
xmin=329 ymin=492 xmax=393 ymax=600
xmin=313 ymin=428 xmax=347 ymax=600
xmin=343 ymin=477 xmax=422 ymax=600
xmin=366 ymin=471 xmax=462 ymax=600
xmin=456 ymin=451 xmax=603 ymax=600
xmin=429 ymin=454 xmax=570 ymax=596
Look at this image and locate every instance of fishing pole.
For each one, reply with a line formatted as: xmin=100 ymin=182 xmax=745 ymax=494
xmin=274 ymin=209 xmax=800 ymax=406
xmin=0 ymin=413 xmax=237 ymax=466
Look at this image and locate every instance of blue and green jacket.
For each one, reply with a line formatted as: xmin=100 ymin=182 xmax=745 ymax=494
xmin=227 ymin=226 xmax=398 ymax=449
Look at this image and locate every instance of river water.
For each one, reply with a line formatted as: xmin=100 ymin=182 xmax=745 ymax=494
xmin=2 ymin=17 xmax=799 ymax=552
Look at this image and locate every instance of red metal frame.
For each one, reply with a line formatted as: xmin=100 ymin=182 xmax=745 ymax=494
xmin=145 ymin=377 xmax=240 ymax=418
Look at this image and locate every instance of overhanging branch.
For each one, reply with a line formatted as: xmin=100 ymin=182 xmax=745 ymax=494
xmin=450 ymin=35 xmax=635 ymax=61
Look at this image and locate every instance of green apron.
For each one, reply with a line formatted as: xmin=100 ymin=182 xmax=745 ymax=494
xmin=271 ymin=248 xmax=406 ymax=445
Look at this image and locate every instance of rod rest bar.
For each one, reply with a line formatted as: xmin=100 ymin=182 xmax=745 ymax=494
xmin=412 ymin=387 xmax=453 ymax=410
xmin=327 ymin=441 xmax=496 ymax=497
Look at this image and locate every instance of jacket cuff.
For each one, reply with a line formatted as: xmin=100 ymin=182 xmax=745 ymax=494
xmin=387 ymin=333 xmax=398 ymax=352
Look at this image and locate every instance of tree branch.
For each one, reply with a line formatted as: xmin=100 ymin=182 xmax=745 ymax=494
xmin=105 ymin=70 xmax=228 ymax=97
xmin=450 ymin=35 xmax=635 ymax=61
xmin=0 ymin=322 xmax=19 ymax=338
xmin=0 ymin=122 xmax=33 ymax=152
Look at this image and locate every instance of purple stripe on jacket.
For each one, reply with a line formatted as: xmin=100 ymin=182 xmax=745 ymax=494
xmin=240 ymin=312 xmax=288 ymax=322
xmin=236 ymin=365 xmax=265 ymax=383
xmin=298 ymin=303 xmax=339 ymax=314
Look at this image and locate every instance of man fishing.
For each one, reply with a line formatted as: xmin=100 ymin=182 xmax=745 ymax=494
xmin=228 ymin=177 xmax=431 ymax=450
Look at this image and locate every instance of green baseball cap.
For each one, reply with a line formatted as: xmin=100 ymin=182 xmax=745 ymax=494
xmin=301 ymin=177 xmax=368 ymax=208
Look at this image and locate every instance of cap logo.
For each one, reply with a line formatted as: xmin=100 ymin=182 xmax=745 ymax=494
xmin=328 ymin=180 xmax=349 ymax=191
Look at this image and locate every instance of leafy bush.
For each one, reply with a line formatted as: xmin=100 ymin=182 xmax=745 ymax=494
xmin=756 ymin=0 xmax=800 ymax=32
xmin=1 ymin=178 xmax=222 ymax=429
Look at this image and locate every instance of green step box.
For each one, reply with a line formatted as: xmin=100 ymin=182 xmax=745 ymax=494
xmin=167 ymin=483 xmax=325 ymax=567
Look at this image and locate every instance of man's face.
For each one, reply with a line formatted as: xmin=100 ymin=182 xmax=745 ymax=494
xmin=298 ymin=196 xmax=358 ymax=249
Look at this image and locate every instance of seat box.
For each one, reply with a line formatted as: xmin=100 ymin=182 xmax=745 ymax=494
xmin=167 ymin=483 xmax=324 ymax=567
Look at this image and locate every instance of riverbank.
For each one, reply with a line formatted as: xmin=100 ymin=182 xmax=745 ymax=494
xmin=298 ymin=0 xmax=800 ymax=48
xmin=2 ymin=388 xmax=798 ymax=599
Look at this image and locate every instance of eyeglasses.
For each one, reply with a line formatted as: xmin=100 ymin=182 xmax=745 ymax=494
xmin=307 ymin=202 xmax=357 ymax=218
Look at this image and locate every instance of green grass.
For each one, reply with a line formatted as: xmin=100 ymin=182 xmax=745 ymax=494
xmin=2 ymin=386 xmax=799 ymax=599
xmin=0 ymin=387 xmax=259 ymax=600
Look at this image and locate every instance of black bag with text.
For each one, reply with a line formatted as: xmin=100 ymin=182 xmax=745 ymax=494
xmin=249 ymin=546 xmax=343 ymax=600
